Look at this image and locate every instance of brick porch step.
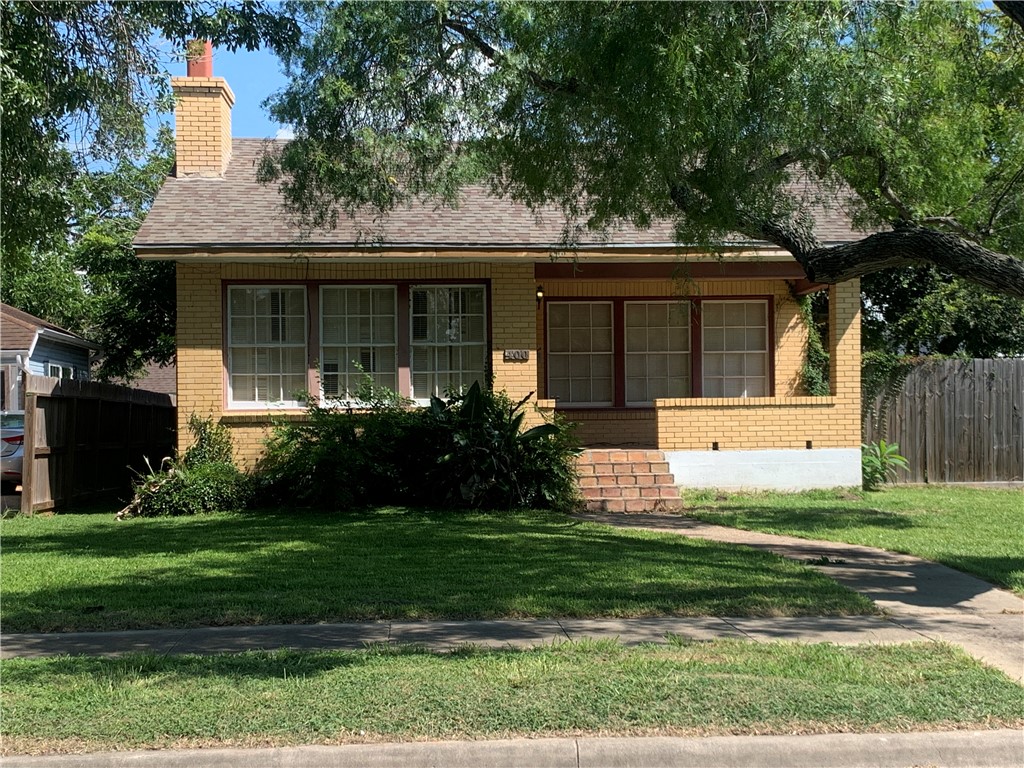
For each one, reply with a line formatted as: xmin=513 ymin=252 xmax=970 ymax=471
xmin=575 ymin=449 xmax=683 ymax=513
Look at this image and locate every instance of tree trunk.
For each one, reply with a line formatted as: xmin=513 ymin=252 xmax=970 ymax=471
xmin=797 ymin=226 xmax=1024 ymax=299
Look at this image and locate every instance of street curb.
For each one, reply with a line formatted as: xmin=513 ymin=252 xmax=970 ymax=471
xmin=5 ymin=730 xmax=1023 ymax=767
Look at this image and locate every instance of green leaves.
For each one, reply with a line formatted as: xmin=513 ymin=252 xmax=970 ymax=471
xmin=263 ymin=1 xmax=1023 ymax=295
xmin=861 ymin=440 xmax=910 ymax=491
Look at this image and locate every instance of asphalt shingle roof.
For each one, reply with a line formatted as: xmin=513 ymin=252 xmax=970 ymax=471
xmin=135 ymin=139 xmax=866 ymax=250
xmin=0 ymin=304 xmax=93 ymax=352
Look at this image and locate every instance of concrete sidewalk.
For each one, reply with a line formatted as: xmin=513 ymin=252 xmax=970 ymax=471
xmin=0 ymin=615 xmax=930 ymax=658
xmin=4 ymin=730 xmax=1023 ymax=768
xmin=3 ymin=513 xmax=1023 ymax=682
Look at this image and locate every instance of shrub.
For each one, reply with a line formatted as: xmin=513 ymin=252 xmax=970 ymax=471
xmin=862 ymin=439 xmax=910 ymax=491
xmin=253 ymin=382 xmax=581 ymax=512
xmin=425 ymin=382 xmax=581 ymax=511
xmin=118 ymin=416 xmax=250 ymax=518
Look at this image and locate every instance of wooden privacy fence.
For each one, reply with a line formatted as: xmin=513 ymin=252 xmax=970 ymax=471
xmin=20 ymin=374 xmax=176 ymax=513
xmin=863 ymin=358 xmax=1024 ymax=483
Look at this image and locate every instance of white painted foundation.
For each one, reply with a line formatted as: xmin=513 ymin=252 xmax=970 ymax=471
xmin=665 ymin=448 xmax=861 ymax=491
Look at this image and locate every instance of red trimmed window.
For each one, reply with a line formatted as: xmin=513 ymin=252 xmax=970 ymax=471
xmin=545 ymin=298 xmax=771 ymax=407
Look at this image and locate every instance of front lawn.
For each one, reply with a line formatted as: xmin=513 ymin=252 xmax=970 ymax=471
xmin=683 ymin=487 xmax=1024 ymax=594
xmin=0 ymin=509 xmax=872 ymax=632
xmin=4 ymin=641 xmax=1021 ymax=755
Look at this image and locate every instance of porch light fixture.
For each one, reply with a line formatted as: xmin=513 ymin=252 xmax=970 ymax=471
xmin=536 ymin=285 xmax=545 ymax=304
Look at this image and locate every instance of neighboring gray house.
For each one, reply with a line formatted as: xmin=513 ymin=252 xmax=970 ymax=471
xmin=0 ymin=304 xmax=96 ymax=410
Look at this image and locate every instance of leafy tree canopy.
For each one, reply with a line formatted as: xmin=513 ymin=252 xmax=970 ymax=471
xmin=1 ymin=1 xmax=299 ymax=380
xmin=1 ymin=0 xmax=299 ymax=264
xmin=2 ymin=130 xmax=177 ymax=380
xmin=262 ymin=1 xmax=1024 ymax=298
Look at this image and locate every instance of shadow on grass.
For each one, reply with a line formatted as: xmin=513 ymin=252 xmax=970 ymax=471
xmin=932 ymin=554 xmax=1024 ymax=594
xmin=1 ymin=509 xmax=874 ymax=631
xmin=687 ymin=504 xmax=917 ymax=532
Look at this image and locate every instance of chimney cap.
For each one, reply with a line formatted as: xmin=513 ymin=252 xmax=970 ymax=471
xmin=186 ymin=40 xmax=214 ymax=78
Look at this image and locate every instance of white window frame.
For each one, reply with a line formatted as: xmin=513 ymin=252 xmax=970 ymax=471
xmin=227 ymin=285 xmax=308 ymax=409
xmin=701 ymin=299 xmax=770 ymax=398
xmin=546 ymin=301 xmax=615 ymax=407
xmin=319 ymin=285 xmax=398 ymax=405
xmin=623 ymin=300 xmax=692 ymax=406
xmin=409 ymin=284 xmax=488 ymax=404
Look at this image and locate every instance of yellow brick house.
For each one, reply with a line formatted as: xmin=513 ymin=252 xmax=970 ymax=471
xmin=134 ymin=65 xmax=863 ymax=496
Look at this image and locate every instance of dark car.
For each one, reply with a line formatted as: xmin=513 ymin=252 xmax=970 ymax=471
xmin=1 ymin=411 xmax=24 ymax=494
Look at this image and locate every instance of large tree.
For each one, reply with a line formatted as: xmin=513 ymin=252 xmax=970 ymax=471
xmin=0 ymin=0 xmax=298 ymax=265
xmin=1 ymin=1 xmax=299 ymax=378
xmin=261 ymin=1 xmax=1024 ymax=298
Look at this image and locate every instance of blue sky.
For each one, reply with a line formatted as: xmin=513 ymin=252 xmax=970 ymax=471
xmin=212 ymin=45 xmax=292 ymax=138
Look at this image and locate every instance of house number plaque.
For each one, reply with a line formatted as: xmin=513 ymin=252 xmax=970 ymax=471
xmin=503 ymin=349 xmax=530 ymax=362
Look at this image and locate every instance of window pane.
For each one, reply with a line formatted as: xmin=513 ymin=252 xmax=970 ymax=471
xmin=230 ymin=318 xmax=253 ymax=344
xmin=746 ymin=328 xmax=767 ymax=350
xmin=549 ymin=355 xmax=569 ymax=378
xmin=724 ymin=303 xmax=746 ymax=325
xmin=549 ymin=304 xmax=569 ymax=326
xmin=569 ymin=303 xmax=591 ymax=326
xmin=746 ymin=303 xmax=767 ymax=325
xmin=410 ymin=286 xmax=486 ymax=400
xmin=549 ymin=378 xmax=570 ymax=401
xmin=549 ymin=328 xmax=569 ymax=353
xmin=725 ymin=328 xmax=746 ymax=350
xmin=724 ymin=353 xmax=744 ymax=376
xmin=232 ymin=376 xmax=255 ymax=402
xmin=647 ymin=303 xmax=667 ymax=326
xmin=744 ymin=353 xmax=765 ymax=376
xmin=702 ymin=302 xmax=723 ymax=326
xmin=547 ymin=301 xmax=613 ymax=405
xmin=230 ymin=289 xmax=254 ymax=315
xmin=229 ymin=286 xmax=306 ymax=406
xmin=724 ymin=378 xmax=745 ymax=397
xmin=592 ymin=328 xmax=613 ymax=352
xmin=704 ymin=328 xmax=724 ymax=351
xmin=647 ymin=328 xmax=668 ymax=352
xmin=625 ymin=304 xmax=645 ymax=327
xmin=701 ymin=300 xmax=769 ymax=399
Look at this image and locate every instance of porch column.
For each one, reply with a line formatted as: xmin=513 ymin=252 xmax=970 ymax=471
xmin=828 ymin=278 xmax=861 ymax=447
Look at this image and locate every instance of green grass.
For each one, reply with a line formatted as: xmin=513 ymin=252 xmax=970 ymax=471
xmin=0 ymin=509 xmax=873 ymax=632
xmin=4 ymin=641 xmax=1021 ymax=755
xmin=683 ymin=486 xmax=1024 ymax=594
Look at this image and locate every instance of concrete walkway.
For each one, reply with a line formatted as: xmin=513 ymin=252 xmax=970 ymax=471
xmin=4 ymin=731 xmax=1023 ymax=768
xmin=578 ymin=513 xmax=1024 ymax=682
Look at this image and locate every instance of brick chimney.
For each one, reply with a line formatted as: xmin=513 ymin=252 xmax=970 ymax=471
xmin=171 ymin=40 xmax=235 ymax=177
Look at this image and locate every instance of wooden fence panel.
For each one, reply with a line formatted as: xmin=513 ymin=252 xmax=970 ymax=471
xmin=864 ymin=358 xmax=1024 ymax=484
xmin=20 ymin=375 xmax=175 ymax=513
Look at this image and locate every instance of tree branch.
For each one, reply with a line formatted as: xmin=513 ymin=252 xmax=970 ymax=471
xmin=802 ymin=226 xmax=1024 ymax=299
xmin=995 ymin=1 xmax=1024 ymax=30
xmin=669 ymin=175 xmax=1024 ymax=298
xmin=441 ymin=14 xmax=579 ymax=95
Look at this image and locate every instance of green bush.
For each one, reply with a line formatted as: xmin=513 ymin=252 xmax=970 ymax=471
xmin=862 ymin=439 xmax=910 ymax=491
xmin=425 ymin=383 xmax=581 ymax=511
xmin=118 ymin=416 xmax=250 ymax=518
xmin=254 ymin=382 xmax=581 ymax=512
